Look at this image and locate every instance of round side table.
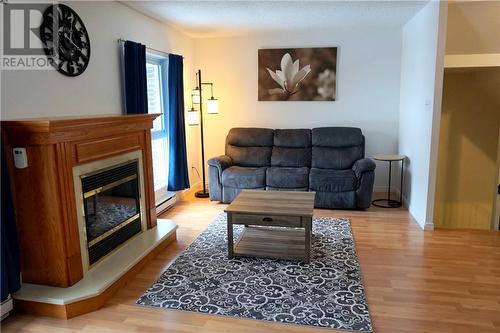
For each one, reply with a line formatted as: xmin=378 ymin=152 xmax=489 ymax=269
xmin=372 ymin=155 xmax=406 ymax=208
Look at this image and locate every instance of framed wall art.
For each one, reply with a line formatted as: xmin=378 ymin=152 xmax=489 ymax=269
xmin=258 ymin=47 xmax=337 ymax=101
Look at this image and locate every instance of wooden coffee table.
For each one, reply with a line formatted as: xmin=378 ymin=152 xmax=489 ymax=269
xmin=224 ymin=190 xmax=315 ymax=263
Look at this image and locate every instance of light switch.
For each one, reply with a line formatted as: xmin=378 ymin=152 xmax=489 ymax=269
xmin=425 ymin=99 xmax=433 ymax=112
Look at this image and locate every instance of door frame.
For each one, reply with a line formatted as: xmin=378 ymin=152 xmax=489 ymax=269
xmin=492 ymin=126 xmax=500 ymax=231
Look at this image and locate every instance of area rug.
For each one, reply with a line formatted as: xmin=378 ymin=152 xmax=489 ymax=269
xmin=137 ymin=214 xmax=373 ymax=332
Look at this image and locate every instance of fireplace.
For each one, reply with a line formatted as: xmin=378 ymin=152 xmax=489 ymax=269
xmin=81 ymin=159 xmax=142 ymax=265
xmin=2 ymin=115 xmax=181 ymax=318
xmin=73 ymin=150 xmax=147 ymax=271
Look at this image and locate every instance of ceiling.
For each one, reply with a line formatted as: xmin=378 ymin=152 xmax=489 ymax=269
xmin=123 ymin=1 xmax=429 ymax=38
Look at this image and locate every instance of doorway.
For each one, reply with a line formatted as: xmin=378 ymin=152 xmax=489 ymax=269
xmin=493 ymin=127 xmax=500 ymax=230
xmin=434 ymin=67 xmax=500 ymax=230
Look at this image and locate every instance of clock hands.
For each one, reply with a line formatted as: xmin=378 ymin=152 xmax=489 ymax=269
xmin=41 ymin=4 xmax=90 ymax=76
xmin=65 ymin=34 xmax=83 ymax=53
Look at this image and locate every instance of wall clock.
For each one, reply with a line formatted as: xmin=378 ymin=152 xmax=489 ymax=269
xmin=40 ymin=4 xmax=91 ymax=77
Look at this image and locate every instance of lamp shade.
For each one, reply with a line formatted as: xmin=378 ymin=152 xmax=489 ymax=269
xmin=207 ymin=97 xmax=219 ymax=114
xmin=187 ymin=108 xmax=200 ymax=126
xmin=191 ymin=89 xmax=201 ymax=104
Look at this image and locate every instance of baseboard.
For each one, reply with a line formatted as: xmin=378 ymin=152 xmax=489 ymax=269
xmin=424 ymin=221 xmax=435 ymax=231
xmin=373 ymin=186 xmax=410 ymax=208
xmin=374 ymin=187 xmax=428 ymax=230
xmin=406 ymin=210 xmax=434 ymax=231
xmin=391 ymin=185 xmax=410 ymax=210
xmin=400 ymin=192 xmax=409 ymax=208
xmin=373 ymin=186 xmax=401 ymax=195
xmin=373 ymin=185 xmax=388 ymax=193
xmin=177 ymin=181 xmax=202 ymax=201
xmin=181 ymin=184 xmax=407 ymax=205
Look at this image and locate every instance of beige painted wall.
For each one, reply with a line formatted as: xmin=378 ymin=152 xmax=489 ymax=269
xmin=434 ymin=68 xmax=500 ymax=229
xmin=446 ymin=1 xmax=500 ymax=55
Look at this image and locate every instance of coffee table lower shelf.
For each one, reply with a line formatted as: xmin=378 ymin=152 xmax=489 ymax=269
xmin=232 ymin=227 xmax=307 ymax=261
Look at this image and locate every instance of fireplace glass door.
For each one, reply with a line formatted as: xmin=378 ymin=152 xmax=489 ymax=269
xmin=81 ymin=160 xmax=142 ymax=265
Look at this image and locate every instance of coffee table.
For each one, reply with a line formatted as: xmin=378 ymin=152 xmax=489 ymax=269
xmin=224 ymin=190 xmax=315 ymax=263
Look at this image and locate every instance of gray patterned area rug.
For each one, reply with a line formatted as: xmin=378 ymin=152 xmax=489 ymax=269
xmin=137 ymin=214 xmax=373 ymax=332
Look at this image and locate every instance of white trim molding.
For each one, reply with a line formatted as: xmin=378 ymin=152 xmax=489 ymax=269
xmin=445 ymin=53 xmax=500 ymax=68
xmin=177 ymin=181 xmax=202 ymax=201
xmin=424 ymin=221 xmax=435 ymax=231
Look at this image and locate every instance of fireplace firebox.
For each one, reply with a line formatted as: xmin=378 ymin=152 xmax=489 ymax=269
xmin=80 ymin=159 xmax=143 ymax=265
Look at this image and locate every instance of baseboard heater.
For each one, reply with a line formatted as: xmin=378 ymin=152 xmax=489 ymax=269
xmin=1 ymin=296 xmax=13 ymax=321
xmin=156 ymin=194 xmax=177 ymax=216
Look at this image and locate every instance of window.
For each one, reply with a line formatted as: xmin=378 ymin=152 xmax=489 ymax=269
xmin=146 ymin=53 xmax=173 ymax=205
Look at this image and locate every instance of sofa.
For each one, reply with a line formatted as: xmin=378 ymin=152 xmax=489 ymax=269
xmin=207 ymin=127 xmax=376 ymax=209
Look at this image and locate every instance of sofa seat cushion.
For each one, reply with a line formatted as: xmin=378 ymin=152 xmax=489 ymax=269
xmin=266 ymin=167 xmax=309 ymax=189
xmin=309 ymin=168 xmax=357 ymax=192
xmin=222 ymin=166 xmax=266 ymax=188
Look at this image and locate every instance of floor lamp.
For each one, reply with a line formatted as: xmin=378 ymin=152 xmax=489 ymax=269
xmin=187 ymin=69 xmax=219 ymax=198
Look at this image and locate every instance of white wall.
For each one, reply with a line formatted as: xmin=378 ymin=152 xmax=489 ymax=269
xmin=193 ymin=27 xmax=403 ymax=190
xmin=398 ymin=1 xmax=447 ymax=230
xmin=0 ymin=1 xmax=201 ymax=188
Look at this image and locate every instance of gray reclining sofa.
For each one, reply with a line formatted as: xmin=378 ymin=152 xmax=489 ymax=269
xmin=207 ymin=127 xmax=375 ymax=209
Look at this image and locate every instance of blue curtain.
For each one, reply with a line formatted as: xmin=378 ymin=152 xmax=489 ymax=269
xmin=167 ymin=54 xmax=190 ymax=191
xmin=123 ymin=40 xmax=148 ymax=114
xmin=1 ymin=147 xmax=21 ymax=302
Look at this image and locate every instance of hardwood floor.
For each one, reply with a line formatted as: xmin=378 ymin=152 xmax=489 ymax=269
xmin=3 ymin=194 xmax=500 ymax=332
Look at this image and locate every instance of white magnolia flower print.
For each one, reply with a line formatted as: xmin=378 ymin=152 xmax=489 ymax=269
xmin=317 ymin=69 xmax=336 ymax=99
xmin=266 ymin=53 xmax=311 ymax=95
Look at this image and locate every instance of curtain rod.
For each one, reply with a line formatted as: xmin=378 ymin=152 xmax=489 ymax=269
xmin=118 ymin=38 xmax=183 ymax=58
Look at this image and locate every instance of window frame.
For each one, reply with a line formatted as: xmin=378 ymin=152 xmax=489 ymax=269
xmin=146 ymin=53 xmax=169 ymax=140
xmin=145 ymin=51 xmax=175 ymax=206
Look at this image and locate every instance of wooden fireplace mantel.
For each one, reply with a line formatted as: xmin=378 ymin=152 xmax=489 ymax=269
xmin=1 ymin=114 xmax=160 ymax=287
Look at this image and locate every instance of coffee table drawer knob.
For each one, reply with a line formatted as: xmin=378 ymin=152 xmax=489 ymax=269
xmin=230 ymin=213 xmax=301 ymax=227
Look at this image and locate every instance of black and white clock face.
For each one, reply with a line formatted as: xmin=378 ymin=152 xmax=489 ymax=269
xmin=40 ymin=4 xmax=91 ymax=77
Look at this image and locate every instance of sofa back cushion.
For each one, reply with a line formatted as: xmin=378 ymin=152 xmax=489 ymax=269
xmin=273 ymin=129 xmax=311 ymax=147
xmin=226 ymin=128 xmax=274 ymax=167
xmin=311 ymin=127 xmax=364 ymax=169
xmin=271 ymin=129 xmax=311 ymax=167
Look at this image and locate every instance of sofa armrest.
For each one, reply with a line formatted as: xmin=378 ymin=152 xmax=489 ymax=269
xmin=207 ymin=155 xmax=233 ymax=174
xmin=352 ymin=158 xmax=376 ymax=179
xmin=207 ymin=155 xmax=232 ymax=202
xmin=353 ymin=158 xmax=376 ymax=208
